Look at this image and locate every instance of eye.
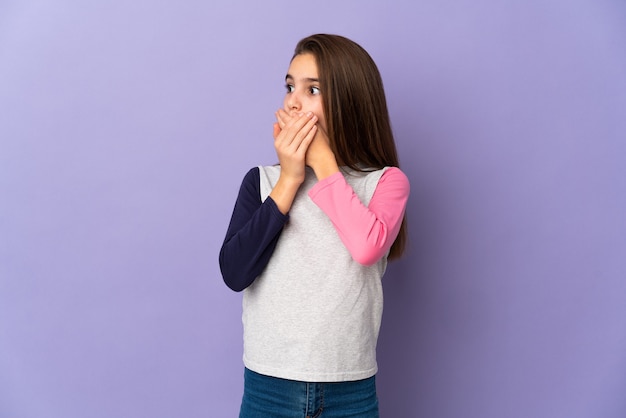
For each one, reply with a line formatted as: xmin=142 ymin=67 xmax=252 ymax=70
xmin=285 ymin=84 xmax=295 ymax=93
xmin=309 ymin=86 xmax=321 ymax=95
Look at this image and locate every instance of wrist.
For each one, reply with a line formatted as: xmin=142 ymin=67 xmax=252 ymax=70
xmin=311 ymin=159 xmax=340 ymax=181
xmin=269 ymin=174 xmax=302 ymax=214
xmin=278 ymin=171 xmax=304 ymax=187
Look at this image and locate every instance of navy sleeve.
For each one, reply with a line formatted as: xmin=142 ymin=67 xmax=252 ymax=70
xmin=219 ymin=167 xmax=288 ymax=292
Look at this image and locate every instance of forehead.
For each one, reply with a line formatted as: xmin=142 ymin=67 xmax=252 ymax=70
xmin=287 ymin=53 xmax=318 ymax=79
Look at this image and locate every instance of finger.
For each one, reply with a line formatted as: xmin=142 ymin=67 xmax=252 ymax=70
xmin=295 ymin=124 xmax=317 ymax=155
xmin=291 ymin=113 xmax=318 ymax=140
xmin=278 ymin=112 xmax=316 ymax=145
xmin=276 ymin=109 xmax=290 ymax=129
xmin=279 ymin=109 xmax=306 ymax=131
xmin=289 ymin=115 xmax=318 ymax=152
xmin=273 ymin=122 xmax=281 ymax=140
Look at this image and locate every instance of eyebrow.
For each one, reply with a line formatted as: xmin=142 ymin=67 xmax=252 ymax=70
xmin=285 ymin=74 xmax=320 ymax=83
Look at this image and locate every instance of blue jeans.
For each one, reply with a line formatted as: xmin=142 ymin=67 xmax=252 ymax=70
xmin=239 ymin=368 xmax=379 ymax=418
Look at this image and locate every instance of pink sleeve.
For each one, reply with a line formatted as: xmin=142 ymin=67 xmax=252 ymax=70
xmin=308 ymin=167 xmax=410 ymax=266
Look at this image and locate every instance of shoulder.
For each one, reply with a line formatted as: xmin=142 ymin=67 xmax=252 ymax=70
xmin=243 ymin=166 xmax=260 ymax=182
xmin=237 ymin=167 xmax=260 ymax=192
xmin=257 ymin=165 xmax=282 ymax=180
xmin=257 ymin=165 xmax=282 ymax=201
xmin=379 ymin=167 xmax=410 ymax=190
xmin=368 ymin=167 xmax=410 ymax=201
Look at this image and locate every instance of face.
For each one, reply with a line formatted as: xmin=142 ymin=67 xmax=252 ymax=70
xmin=284 ymin=53 xmax=326 ymax=132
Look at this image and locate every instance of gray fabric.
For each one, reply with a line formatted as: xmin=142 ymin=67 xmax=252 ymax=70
xmin=242 ymin=165 xmax=388 ymax=382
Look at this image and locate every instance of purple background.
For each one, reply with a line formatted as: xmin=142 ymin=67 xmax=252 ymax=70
xmin=1 ymin=1 xmax=625 ymax=417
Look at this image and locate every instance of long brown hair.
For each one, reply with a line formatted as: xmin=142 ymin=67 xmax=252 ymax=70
xmin=293 ymin=34 xmax=407 ymax=260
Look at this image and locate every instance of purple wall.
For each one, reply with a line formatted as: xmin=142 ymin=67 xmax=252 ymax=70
xmin=1 ymin=1 xmax=625 ymax=417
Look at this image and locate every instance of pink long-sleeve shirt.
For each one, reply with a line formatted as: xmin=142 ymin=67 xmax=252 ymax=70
xmin=220 ymin=166 xmax=409 ymax=291
xmin=308 ymin=167 xmax=409 ymax=266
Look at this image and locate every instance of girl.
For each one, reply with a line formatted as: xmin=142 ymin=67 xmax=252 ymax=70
xmin=219 ymin=34 xmax=409 ymax=418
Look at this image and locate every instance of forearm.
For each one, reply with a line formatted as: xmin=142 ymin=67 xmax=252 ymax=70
xmin=219 ymin=168 xmax=288 ymax=291
xmin=220 ymin=199 xmax=287 ymax=291
xmin=268 ymin=175 xmax=302 ymax=215
xmin=308 ymin=167 xmax=409 ymax=265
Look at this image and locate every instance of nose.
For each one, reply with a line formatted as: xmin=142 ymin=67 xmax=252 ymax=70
xmin=287 ymin=92 xmax=301 ymax=111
